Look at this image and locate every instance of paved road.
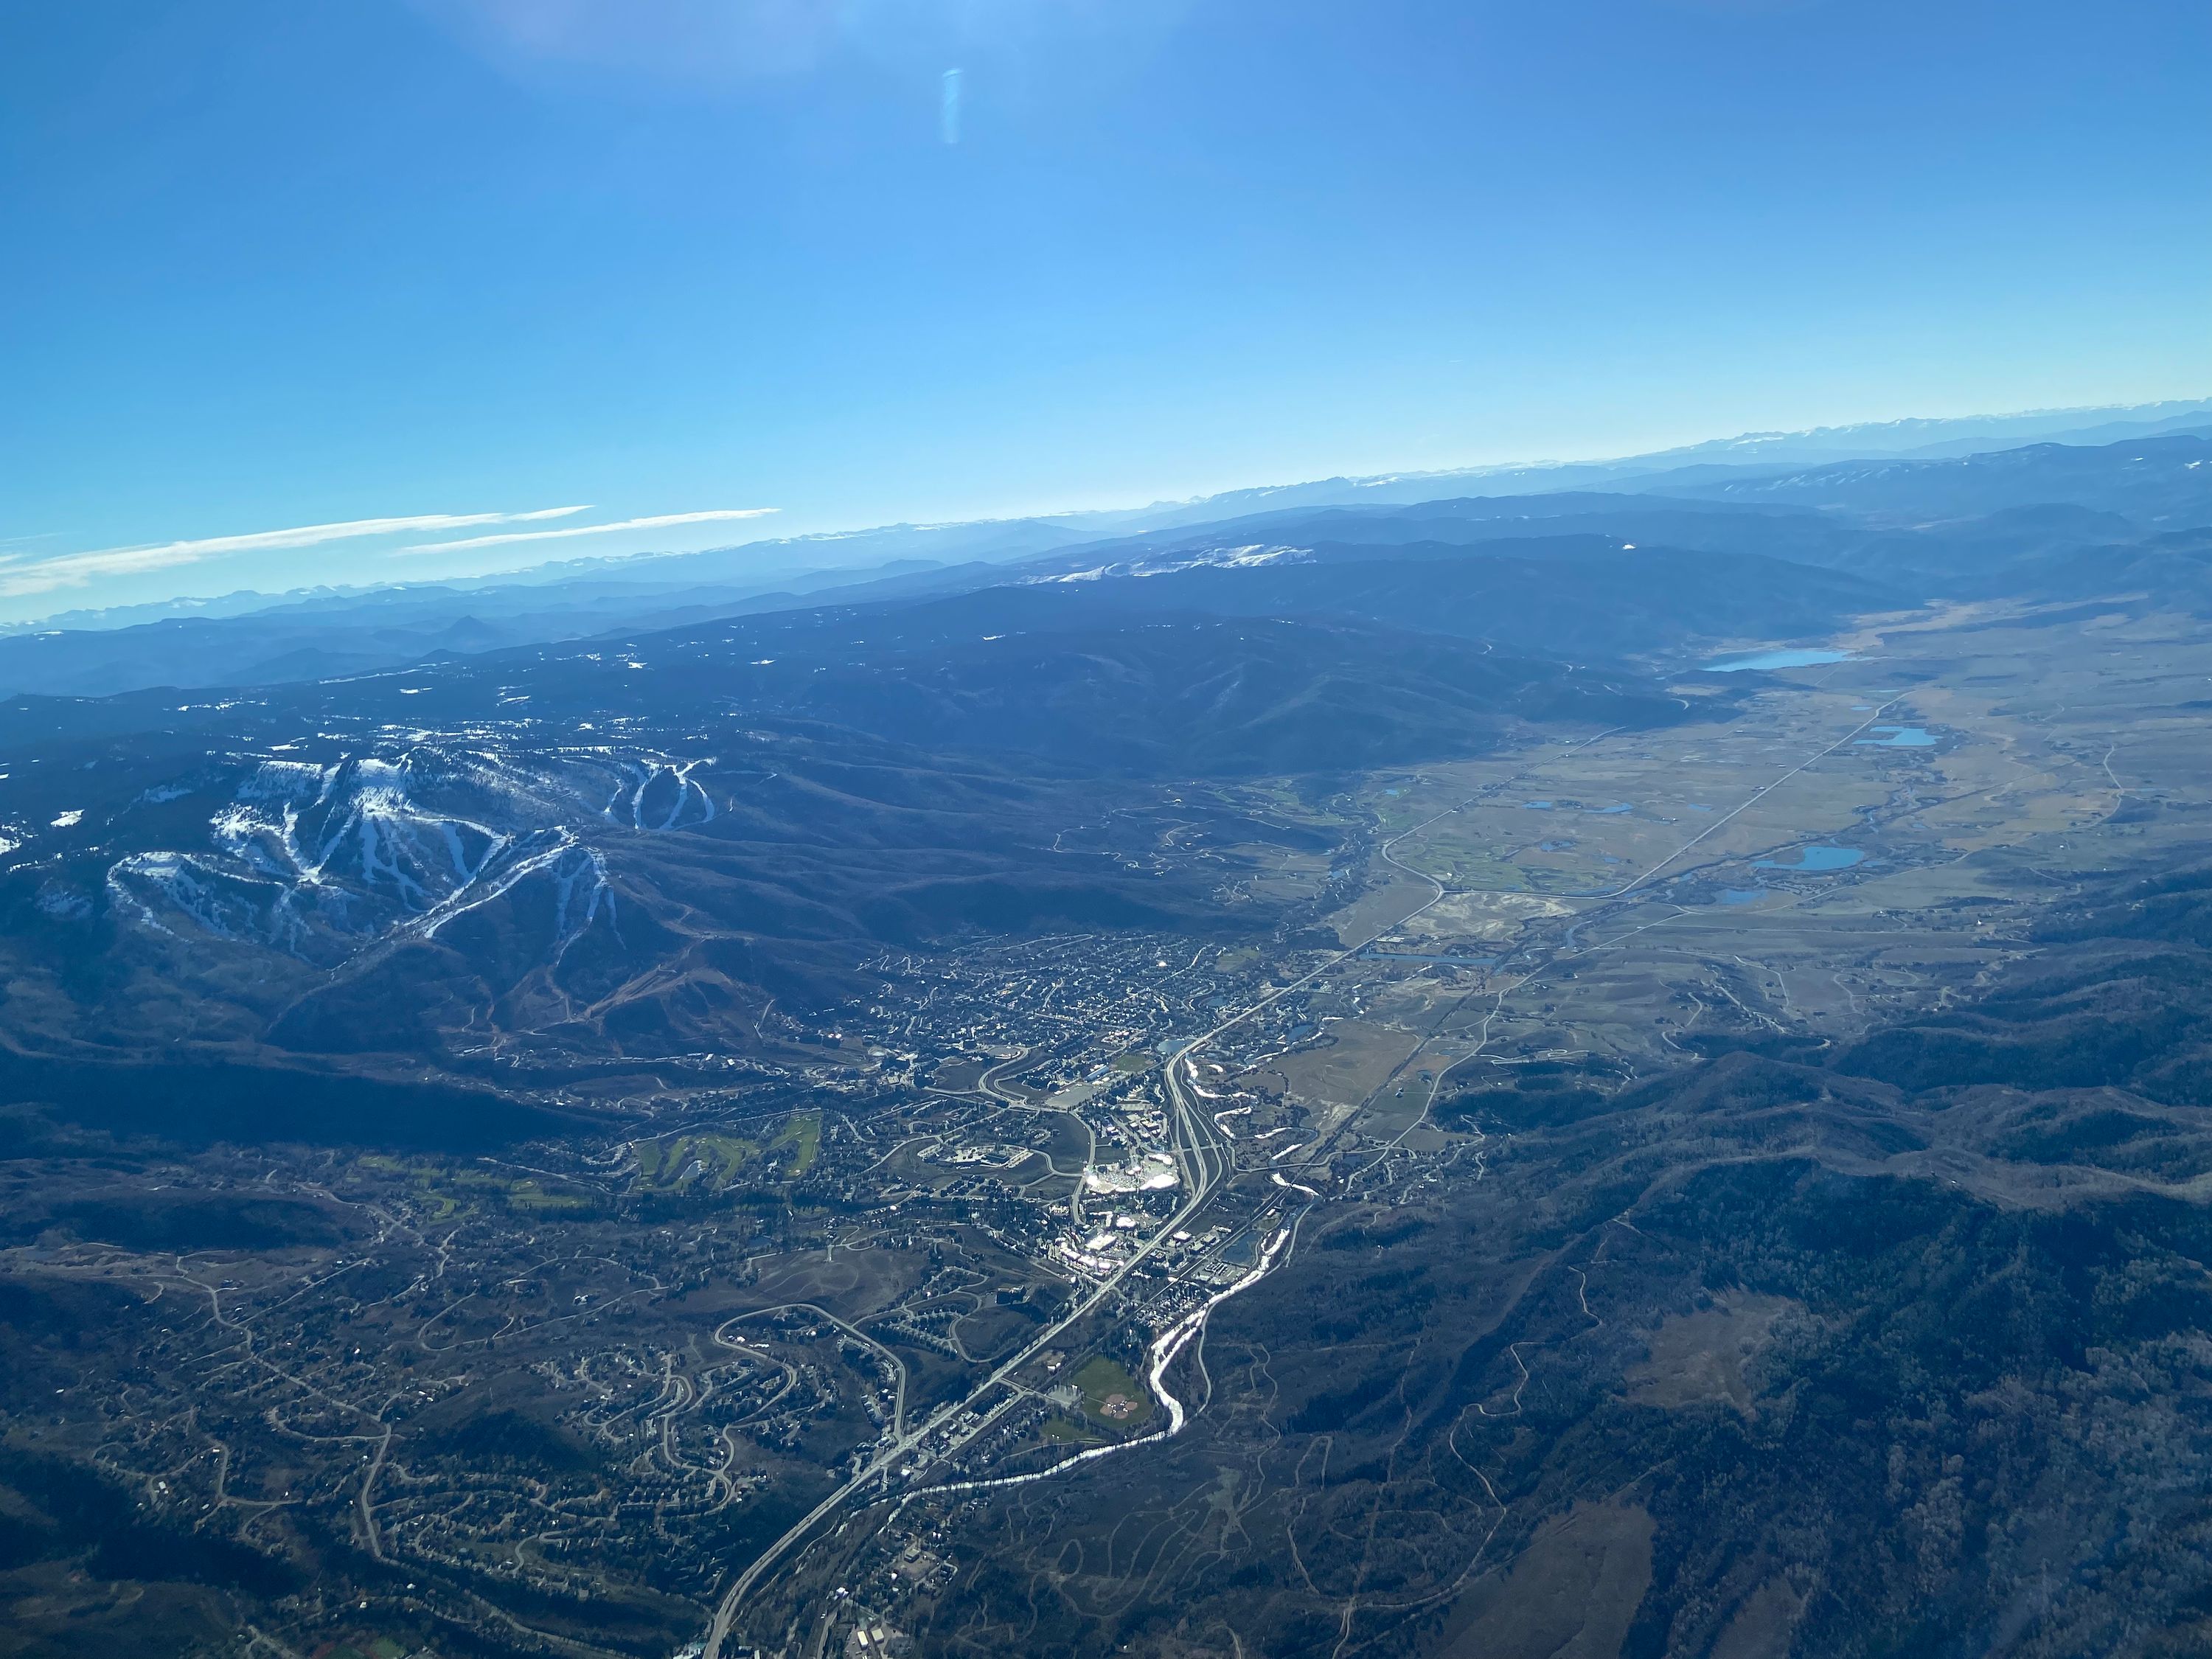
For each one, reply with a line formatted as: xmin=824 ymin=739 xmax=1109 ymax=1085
xmin=700 ymin=1026 xmax=1237 ymax=1656
xmin=700 ymin=710 xmax=1858 ymax=1653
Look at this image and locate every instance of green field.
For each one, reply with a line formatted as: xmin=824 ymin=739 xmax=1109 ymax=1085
xmin=636 ymin=1131 xmax=760 ymax=1189
xmin=361 ymin=1156 xmax=593 ymax=1220
xmin=633 ymin=1111 xmax=818 ymax=1191
xmin=1073 ymin=1355 xmax=1152 ymax=1429
xmin=504 ymin=1180 xmax=588 ymax=1214
xmin=773 ymin=1110 xmax=821 ymax=1177
xmin=317 ymin=1638 xmax=408 ymax=1659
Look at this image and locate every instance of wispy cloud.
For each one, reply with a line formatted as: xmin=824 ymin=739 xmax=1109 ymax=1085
xmin=396 ymin=507 xmax=779 ymax=556
xmin=0 ymin=507 xmax=591 ymax=599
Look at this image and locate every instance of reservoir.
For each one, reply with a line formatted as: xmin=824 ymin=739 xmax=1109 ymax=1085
xmin=1755 ymin=845 xmax=1864 ymax=872
xmin=1703 ymin=648 xmax=1857 ymax=672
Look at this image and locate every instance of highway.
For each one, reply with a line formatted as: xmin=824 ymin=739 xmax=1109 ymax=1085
xmin=700 ymin=1009 xmax=1239 ymax=1655
xmin=698 ymin=732 xmax=1670 ymax=1655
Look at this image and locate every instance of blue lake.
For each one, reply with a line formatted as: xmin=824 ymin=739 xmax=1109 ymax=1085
xmin=1703 ymin=648 xmax=1857 ymax=672
xmin=1857 ymin=726 xmax=1934 ymax=748
xmin=1523 ymin=800 xmax=1554 ymax=810
xmin=1755 ymin=845 xmax=1865 ymax=872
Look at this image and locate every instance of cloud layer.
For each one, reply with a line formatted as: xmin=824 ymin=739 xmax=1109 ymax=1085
xmin=0 ymin=507 xmax=591 ymax=600
xmin=397 ymin=508 xmax=779 ymax=555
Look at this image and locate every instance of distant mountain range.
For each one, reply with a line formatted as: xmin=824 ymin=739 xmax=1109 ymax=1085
xmin=0 ymin=404 xmax=2206 ymax=703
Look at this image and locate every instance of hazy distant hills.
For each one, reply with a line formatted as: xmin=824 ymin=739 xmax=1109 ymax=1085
xmin=1040 ymin=399 xmax=2212 ymax=529
xmin=1019 ymin=435 xmax=2212 ymax=619
xmin=1665 ymin=432 xmax=2212 ymax=524
xmin=1018 ymin=492 xmax=1862 ymax=573
xmin=878 ymin=538 xmax=1896 ymax=664
xmin=2 ymin=404 xmax=2208 ymax=703
xmin=13 ymin=428 xmax=2199 ymax=704
xmin=0 ymin=559 xmax=1008 ymax=701
xmin=0 ymin=502 xmax=1858 ymax=701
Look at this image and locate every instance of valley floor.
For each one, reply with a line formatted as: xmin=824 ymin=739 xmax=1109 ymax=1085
xmin=6 ymin=594 xmax=2212 ymax=1659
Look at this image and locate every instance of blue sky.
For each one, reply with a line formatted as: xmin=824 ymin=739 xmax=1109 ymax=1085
xmin=1 ymin=0 xmax=2207 ymax=617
